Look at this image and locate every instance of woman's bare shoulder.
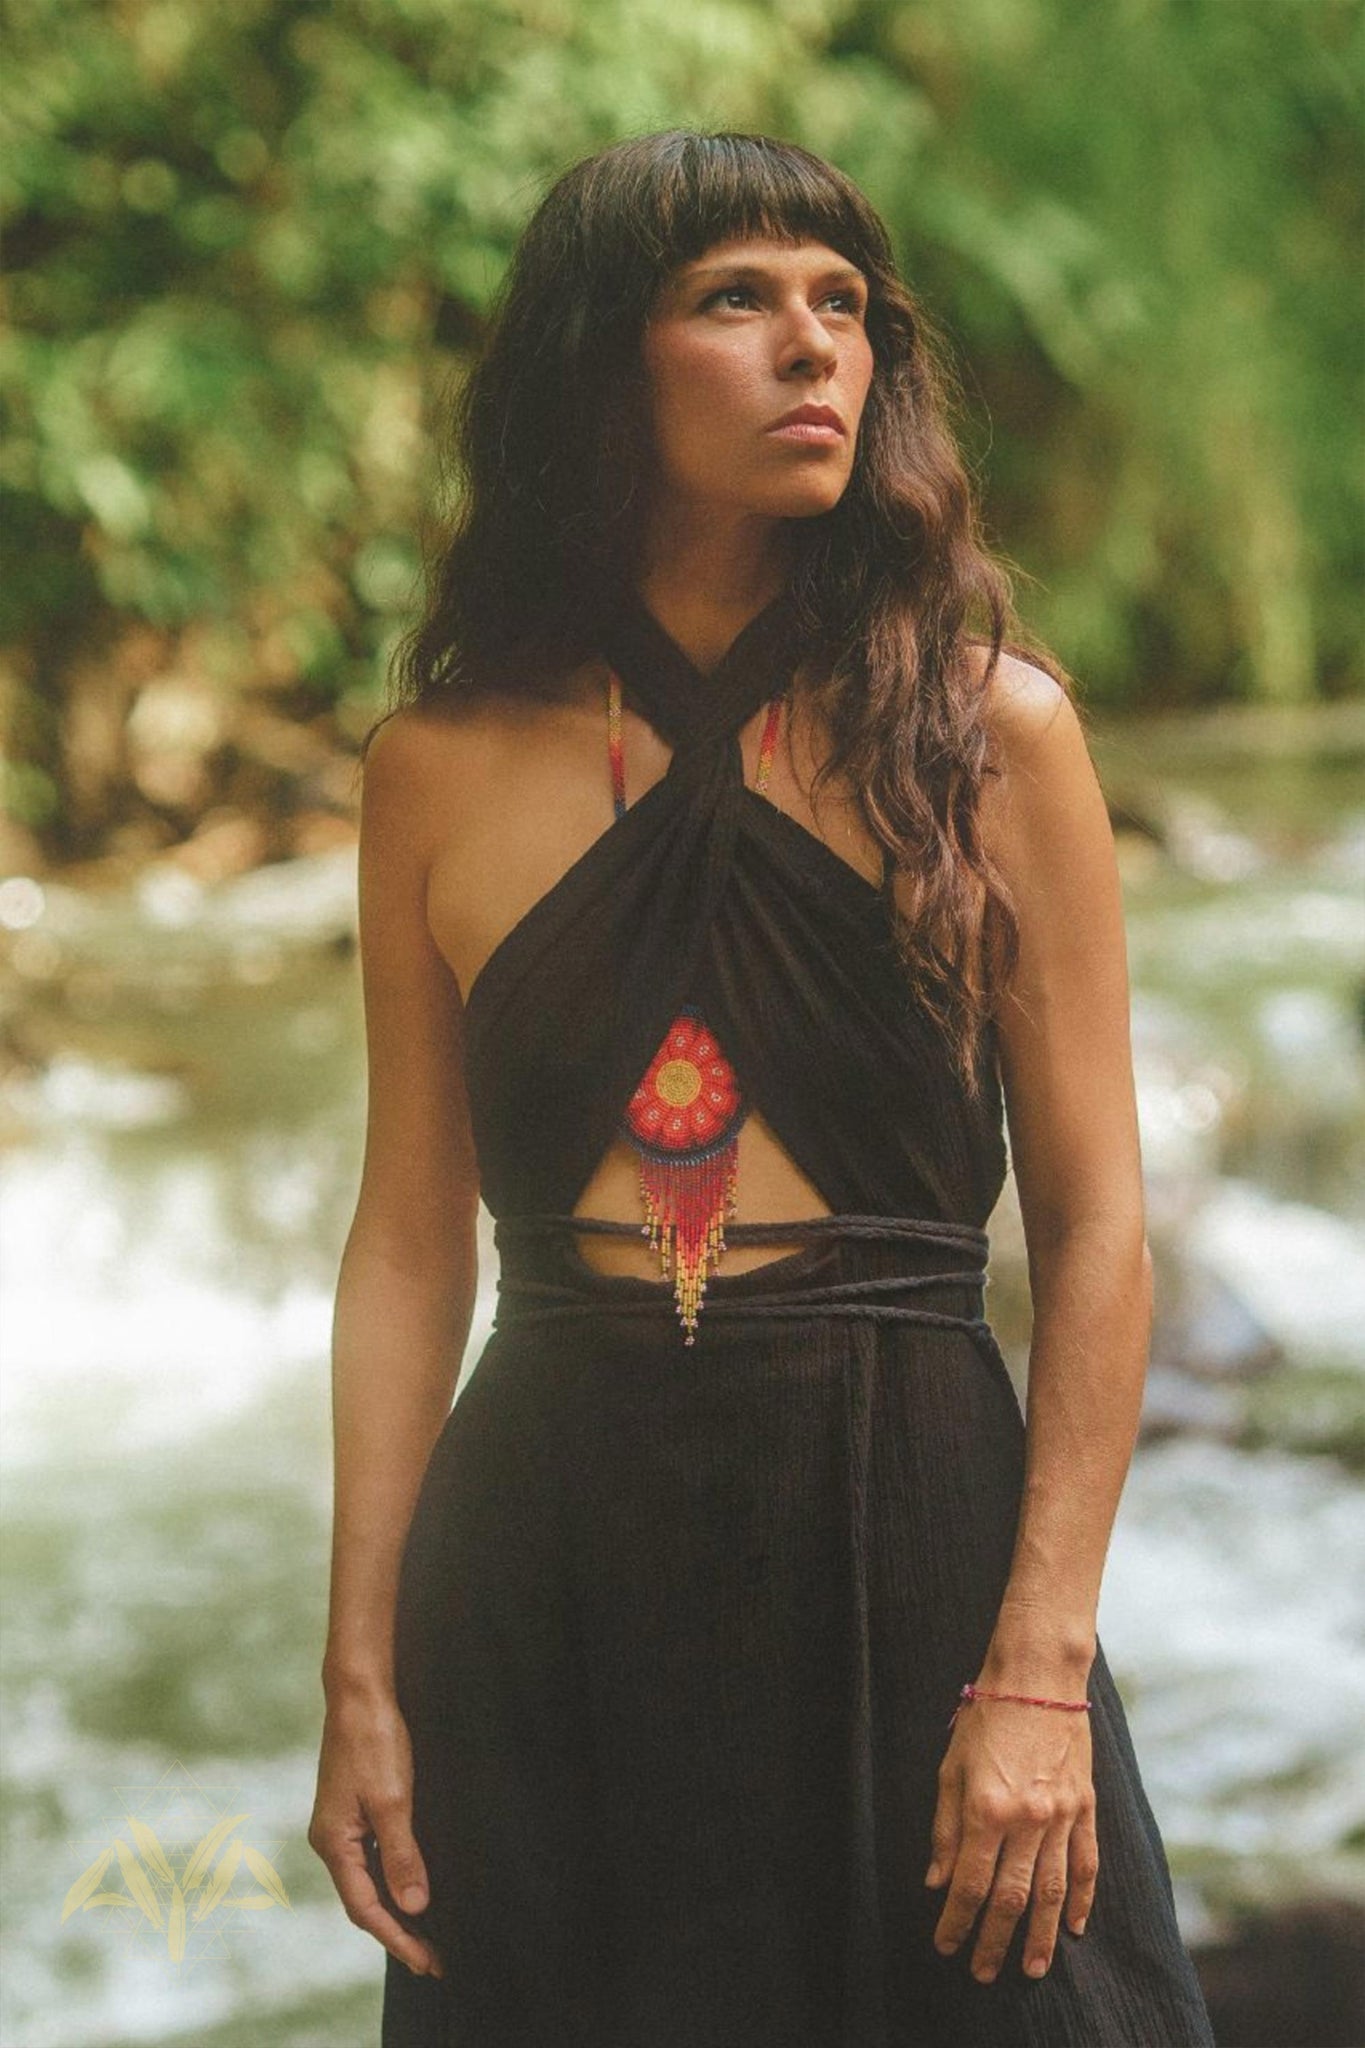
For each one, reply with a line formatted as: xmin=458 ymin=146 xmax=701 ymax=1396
xmin=356 ymin=706 xmax=497 ymax=865
xmin=359 ymin=671 xmax=604 ymax=865
xmin=967 ymin=646 xmax=1111 ymax=911
xmin=362 ymin=682 xmax=585 ymax=792
xmin=966 ymin=642 xmax=1073 ymax=758
xmin=363 ymin=697 xmax=512 ymax=772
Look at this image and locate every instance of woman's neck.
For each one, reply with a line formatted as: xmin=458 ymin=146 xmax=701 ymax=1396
xmin=634 ymin=521 xmax=796 ymax=678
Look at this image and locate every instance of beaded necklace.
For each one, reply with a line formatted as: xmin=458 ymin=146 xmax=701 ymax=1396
xmin=606 ymin=668 xmax=786 ymax=1342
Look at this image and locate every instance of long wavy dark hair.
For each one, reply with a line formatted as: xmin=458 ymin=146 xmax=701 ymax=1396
xmin=375 ymin=128 xmax=1077 ymax=1095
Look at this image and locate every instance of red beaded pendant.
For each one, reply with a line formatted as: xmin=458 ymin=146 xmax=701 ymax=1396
xmin=607 ymin=669 xmax=784 ymax=1343
xmin=621 ymin=1005 xmax=747 ymax=1341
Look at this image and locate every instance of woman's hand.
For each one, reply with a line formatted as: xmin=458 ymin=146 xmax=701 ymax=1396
xmin=924 ymin=1690 xmax=1098 ymax=1983
xmin=309 ymin=1676 xmax=445 ymax=1981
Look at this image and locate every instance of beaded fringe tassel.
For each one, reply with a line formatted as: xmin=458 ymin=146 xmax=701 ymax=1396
xmin=637 ymin=1139 xmax=741 ymax=1344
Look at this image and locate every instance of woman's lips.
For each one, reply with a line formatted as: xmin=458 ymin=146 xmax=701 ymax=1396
xmin=766 ymin=421 xmax=845 ymax=444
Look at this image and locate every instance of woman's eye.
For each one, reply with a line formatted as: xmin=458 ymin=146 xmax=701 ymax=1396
xmin=704 ymin=286 xmax=865 ymax=316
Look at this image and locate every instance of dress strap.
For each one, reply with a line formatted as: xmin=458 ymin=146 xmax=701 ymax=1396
xmin=607 ymin=669 xmax=784 ymax=823
xmin=599 ymin=583 xmax=801 ymax=759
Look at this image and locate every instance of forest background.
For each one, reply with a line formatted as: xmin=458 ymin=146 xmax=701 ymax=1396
xmin=2 ymin=0 xmax=1360 ymax=886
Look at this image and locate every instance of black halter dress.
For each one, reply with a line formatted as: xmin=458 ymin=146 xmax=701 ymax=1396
xmin=378 ymin=587 xmax=1216 ymax=2047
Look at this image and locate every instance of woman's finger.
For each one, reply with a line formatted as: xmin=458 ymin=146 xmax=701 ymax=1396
xmin=1022 ymin=1818 xmax=1072 ymax=1978
xmin=932 ymin=1793 xmax=1004 ymax=1958
xmin=925 ymin=1753 xmax=964 ymax=1890
xmin=328 ymin=1824 xmax=445 ymax=1978
xmin=963 ymin=1822 xmax=1047 ymax=1982
xmin=368 ymin=1817 xmax=432 ymax=1923
xmin=1066 ymin=1798 xmax=1100 ymax=1935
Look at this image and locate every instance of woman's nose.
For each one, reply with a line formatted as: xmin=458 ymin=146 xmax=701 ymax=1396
xmin=777 ymin=313 xmax=839 ymax=375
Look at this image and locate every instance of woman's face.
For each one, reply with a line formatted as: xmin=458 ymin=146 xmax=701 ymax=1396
xmin=640 ymin=236 xmax=876 ymax=524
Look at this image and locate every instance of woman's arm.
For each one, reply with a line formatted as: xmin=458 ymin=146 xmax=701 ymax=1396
xmin=927 ymin=656 xmax=1150 ymax=1984
xmin=322 ymin=711 xmax=481 ymax=1698
xmin=310 ymin=710 xmax=480 ymax=1978
xmin=980 ymin=659 xmax=1151 ymax=1682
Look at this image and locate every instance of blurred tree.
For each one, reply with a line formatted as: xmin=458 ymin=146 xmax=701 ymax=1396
xmin=812 ymin=0 xmax=1363 ymax=705
xmin=1 ymin=0 xmax=1358 ymax=863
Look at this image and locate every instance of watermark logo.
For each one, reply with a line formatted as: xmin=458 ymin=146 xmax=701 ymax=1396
xmin=62 ymin=1763 xmax=292 ymax=1965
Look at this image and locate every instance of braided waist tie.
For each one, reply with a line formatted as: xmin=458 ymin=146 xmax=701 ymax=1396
xmin=491 ymin=1213 xmax=1007 ymax=1370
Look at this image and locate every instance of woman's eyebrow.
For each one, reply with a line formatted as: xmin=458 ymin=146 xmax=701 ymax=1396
xmin=683 ymin=260 xmax=867 ymax=291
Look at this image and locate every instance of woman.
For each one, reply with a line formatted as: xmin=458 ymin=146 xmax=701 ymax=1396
xmin=309 ymin=129 xmax=1217 ymax=2046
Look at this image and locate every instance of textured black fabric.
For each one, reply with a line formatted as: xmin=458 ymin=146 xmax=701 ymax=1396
xmin=380 ymin=588 xmax=1216 ymax=2045
xmin=460 ymin=585 xmax=1008 ymax=1226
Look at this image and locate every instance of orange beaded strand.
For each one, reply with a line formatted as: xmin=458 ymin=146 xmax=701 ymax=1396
xmin=755 ymin=691 xmax=783 ymax=793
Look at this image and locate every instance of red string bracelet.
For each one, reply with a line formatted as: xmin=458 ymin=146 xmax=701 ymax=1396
xmin=949 ymin=1683 xmax=1092 ymax=1728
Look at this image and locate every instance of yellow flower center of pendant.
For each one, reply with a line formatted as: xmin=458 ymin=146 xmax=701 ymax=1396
xmin=655 ymin=1058 xmax=702 ymax=1108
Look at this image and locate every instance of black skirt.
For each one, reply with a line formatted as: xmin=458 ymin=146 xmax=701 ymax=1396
xmin=379 ymin=1214 xmax=1216 ymax=2048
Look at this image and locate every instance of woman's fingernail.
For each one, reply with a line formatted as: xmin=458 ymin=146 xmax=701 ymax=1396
xmin=1072 ymin=1915 xmax=1087 ymax=1936
xmin=924 ymin=1863 xmax=940 ymax=1887
xmin=1026 ymin=1956 xmax=1048 ymax=1976
xmin=401 ymin=1885 xmax=426 ymax=1910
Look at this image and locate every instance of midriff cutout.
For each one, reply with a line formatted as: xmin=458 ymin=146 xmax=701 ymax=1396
xmin=569 ymin=1105 xmax=835 ymax=1281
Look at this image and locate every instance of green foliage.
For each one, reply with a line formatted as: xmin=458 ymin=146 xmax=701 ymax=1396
xmin=832 ymin=0 xmax=1362 ymax=704
xmin=1 ymin=0 xmax=1359 ymax=854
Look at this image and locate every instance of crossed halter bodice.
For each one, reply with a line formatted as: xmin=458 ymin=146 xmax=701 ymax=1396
xmin=460 ymin=582 xmax=1008 ymax=1232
